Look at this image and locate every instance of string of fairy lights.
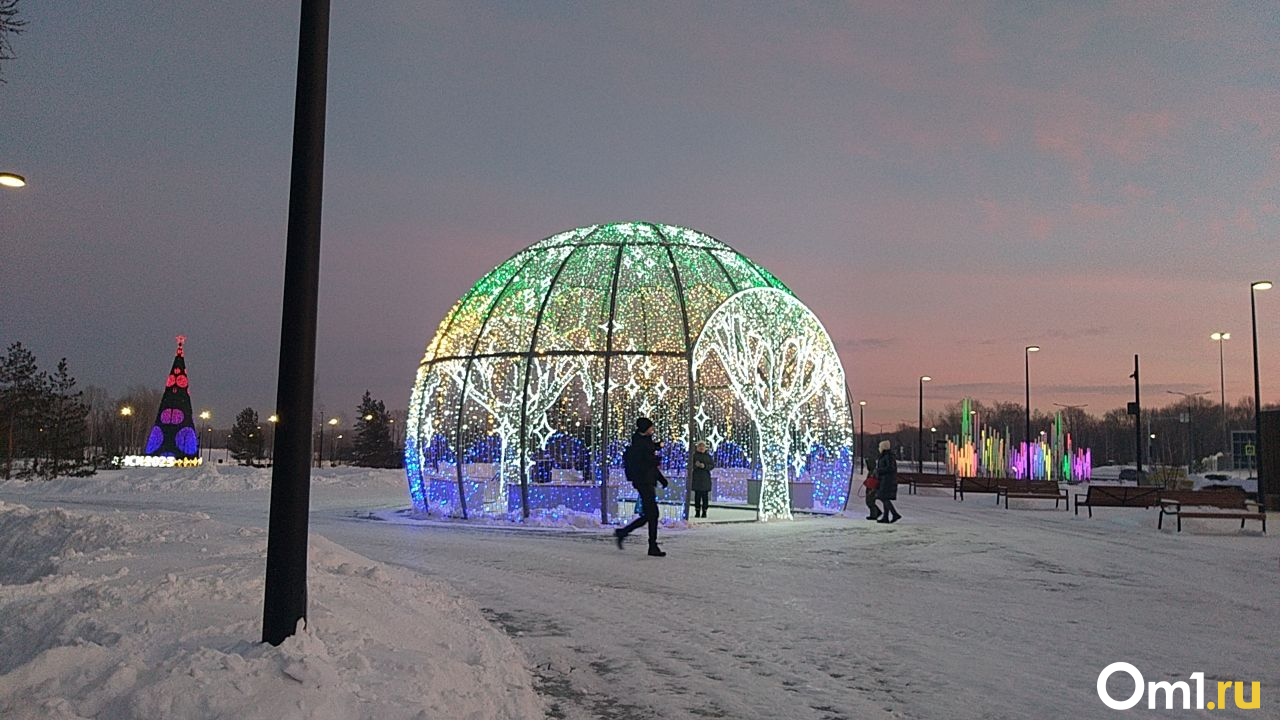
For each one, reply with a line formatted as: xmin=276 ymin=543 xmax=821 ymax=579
xmin=405 ymin=222 xmax=855 ymax=523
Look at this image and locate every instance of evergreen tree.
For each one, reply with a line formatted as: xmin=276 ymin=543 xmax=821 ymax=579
xmin=352 ymin=391 xmax=397 ymax=468
xmin=228 ymin=407 xmax=263 ymax=465
xmin=0 ymin=342 xmax=47 ymax=479
xmin=43 ymin=358 xmax=92 ymax=478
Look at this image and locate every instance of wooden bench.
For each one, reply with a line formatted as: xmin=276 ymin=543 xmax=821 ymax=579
xmin=1074 ymin=485 xmax=1161 ymax=517
xmin=1158 ymin=488 xmax=1266 ymax=533
xmin=955 ymin=476 xmax=1003 ymax=501
xmin=896 ymin=472 xmax=957 ymax=495
xmin=997 ymin=480 xmax=1069 ymax=510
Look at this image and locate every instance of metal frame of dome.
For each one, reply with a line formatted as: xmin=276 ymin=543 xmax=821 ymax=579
xmin=406 ymin=222 xmax=854 ymax=522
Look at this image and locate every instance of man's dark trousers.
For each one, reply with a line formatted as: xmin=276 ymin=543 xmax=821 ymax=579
xmin=619 ymin=484 xmax=658 ymax=545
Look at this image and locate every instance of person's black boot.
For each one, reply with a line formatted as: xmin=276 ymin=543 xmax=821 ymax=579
xmin=889 ymin=514 xmax=902 ymax=523
xmin=876 ymin=516 xmax=891 ymax=524
xmin=647 ymin=544 xmax=666 ymax=557
xmin=614 ymin=529 xmax=625 ymax=549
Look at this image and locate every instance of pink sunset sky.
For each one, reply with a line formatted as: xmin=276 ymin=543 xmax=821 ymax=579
xmin=1 ymin=2 xmax=1277 ymax=427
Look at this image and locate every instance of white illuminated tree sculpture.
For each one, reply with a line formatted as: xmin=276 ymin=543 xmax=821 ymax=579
xmin=692 ymin=288 xmax=846 ymax=521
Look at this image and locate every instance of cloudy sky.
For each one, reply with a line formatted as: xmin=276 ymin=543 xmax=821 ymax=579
xmin=1 ymin=2 xmax=1278 ymax=428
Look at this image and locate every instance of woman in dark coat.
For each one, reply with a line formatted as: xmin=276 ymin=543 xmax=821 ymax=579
xmin=689 ymin=441 xmax=715 ymax=518
xmin=874 ymin=440 xmax=902 ymax=523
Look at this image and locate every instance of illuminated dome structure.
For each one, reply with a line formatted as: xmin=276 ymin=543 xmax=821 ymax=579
xmin=406 ymin=222 xmax=853 ymax=522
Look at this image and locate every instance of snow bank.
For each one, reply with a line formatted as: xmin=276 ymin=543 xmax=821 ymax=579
xmin=3 ymin=465 xmax=407 ymax=495
xmin=0 ymin=501 xmax=543 ymax=720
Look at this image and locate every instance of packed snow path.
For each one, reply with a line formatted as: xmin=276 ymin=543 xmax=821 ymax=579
xmin=5 ymin=470 xmax=1277 ymax=719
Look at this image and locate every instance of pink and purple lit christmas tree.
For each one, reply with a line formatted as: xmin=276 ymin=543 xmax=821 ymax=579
xmin=144 ymin=335 xmax=200 ymax=463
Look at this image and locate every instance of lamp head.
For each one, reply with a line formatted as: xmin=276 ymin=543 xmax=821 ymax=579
xmin=1026 ymin=345 xmax=1040 ymax=353
xmin=920 ymin=376 xmax=932 ymax=382
xmin=1252 ymin=281 xmax=1273 ymax=291
xmin=858 ymin=400 xmax=866 ymax=406
xmin=0 ymin=172 xmax=26 ymax=188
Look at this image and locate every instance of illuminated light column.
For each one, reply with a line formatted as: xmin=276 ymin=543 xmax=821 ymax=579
xmin=1210 ymin=332 xmax=1230 ymax=464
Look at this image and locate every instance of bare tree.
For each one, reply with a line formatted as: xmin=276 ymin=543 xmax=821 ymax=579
xmin=0 ymin=0 xmax=26 ymax=83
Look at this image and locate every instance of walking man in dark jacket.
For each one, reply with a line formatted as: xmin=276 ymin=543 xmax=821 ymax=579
xmin=874 ymin=440 xmax=902 ymax=523
xmin=614 ymin=417 xmax=668 ymax=556
xmin=690 ymin=441 xmax=714 ymax=518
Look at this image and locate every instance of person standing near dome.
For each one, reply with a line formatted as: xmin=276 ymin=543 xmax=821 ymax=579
xmin=874 ymin=440 xmax=902 ymax=523
xmin=690 ymin=441 xmax=715 ymax=518
xmin=614 ymin=417 xmax=668 ymax=556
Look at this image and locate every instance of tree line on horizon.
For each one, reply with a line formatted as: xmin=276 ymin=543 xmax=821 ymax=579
xmin=871 ymin=395 xmax=1275 ymax=470
xmin=224 ymin=391 xmax=403 ymax=469
xmin=0 ymin=342 xmax=407 ymax=478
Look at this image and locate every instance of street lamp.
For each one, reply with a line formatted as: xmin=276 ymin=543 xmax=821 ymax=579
xmin=0 ymin=172 xmax=26 ymax=188
xmin=1167 ymin=390 xmax=1209 ymax=471
xmin=199 ymin=410 xmax=212 ymax=462
xmin=119 ymin=406 xmax=134 ymax=454
xmin=918 ymin=376 xmax=931 ymax=474
xmin=1210 ymin=332 xmax=1230 ymax=464
xmin=321 ymin=416 xmax=338 ymax=467
xmin=317 ymin=410 xmax=326 ymax=468
xmin=857 ymin=401 xmax=866 ymax=466
xmin=1250 ymin=280 xmax=1272 ymax=507
xmin=1025 ymin=346 xmax=1040 ymax=479
xmin=268 ymin=414 xmax=279 ymax=464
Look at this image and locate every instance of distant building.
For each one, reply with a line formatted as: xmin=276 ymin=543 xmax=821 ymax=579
xmin=1231 ymin=430 xmax=1256 ymax=472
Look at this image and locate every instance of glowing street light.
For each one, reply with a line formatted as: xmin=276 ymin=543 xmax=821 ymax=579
xmin=1250 ymin=281 xmax=1272 ymax=507
xmin=0 ymin=172 xmax=26 ymax=188
xmin=120 ymin=406 xmax=135 ymax=454
xmin=199 ymin=410 xmax=212 ymax=462
xmin=918 ymin=375 xmax=932 ymax=474
xmin=857 ymin=400 xmax=866 ymax=464
xmin=1025 ymin=345 xmax=1040 ymax=480
xmin=1210 ymin=332 xmax=1230 ymax=460
xmin=266 ymin=414 xmax=279 ymax=463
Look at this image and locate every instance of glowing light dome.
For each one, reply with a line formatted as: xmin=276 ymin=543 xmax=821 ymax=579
xmin=406 ymin=222 xmax=854 ymax=522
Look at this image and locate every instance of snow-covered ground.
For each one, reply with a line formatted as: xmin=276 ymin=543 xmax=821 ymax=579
xmin=2 ymin=467 xmax=1277 ymax=719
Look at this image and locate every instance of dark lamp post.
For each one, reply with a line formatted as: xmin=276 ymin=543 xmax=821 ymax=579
xmin=1250 ymin=281 xmax=1271 ymax=507
xmin=918 ymin=376 xmax=931 ymax=474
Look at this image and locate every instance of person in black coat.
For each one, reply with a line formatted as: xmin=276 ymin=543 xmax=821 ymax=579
xmin=689 ymin=441 xmax=715 ymax=518
xmin=874 ymin=440 xmax=902 ymax=523
xmin=614 ymin=417 xmax=669 ymax=556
